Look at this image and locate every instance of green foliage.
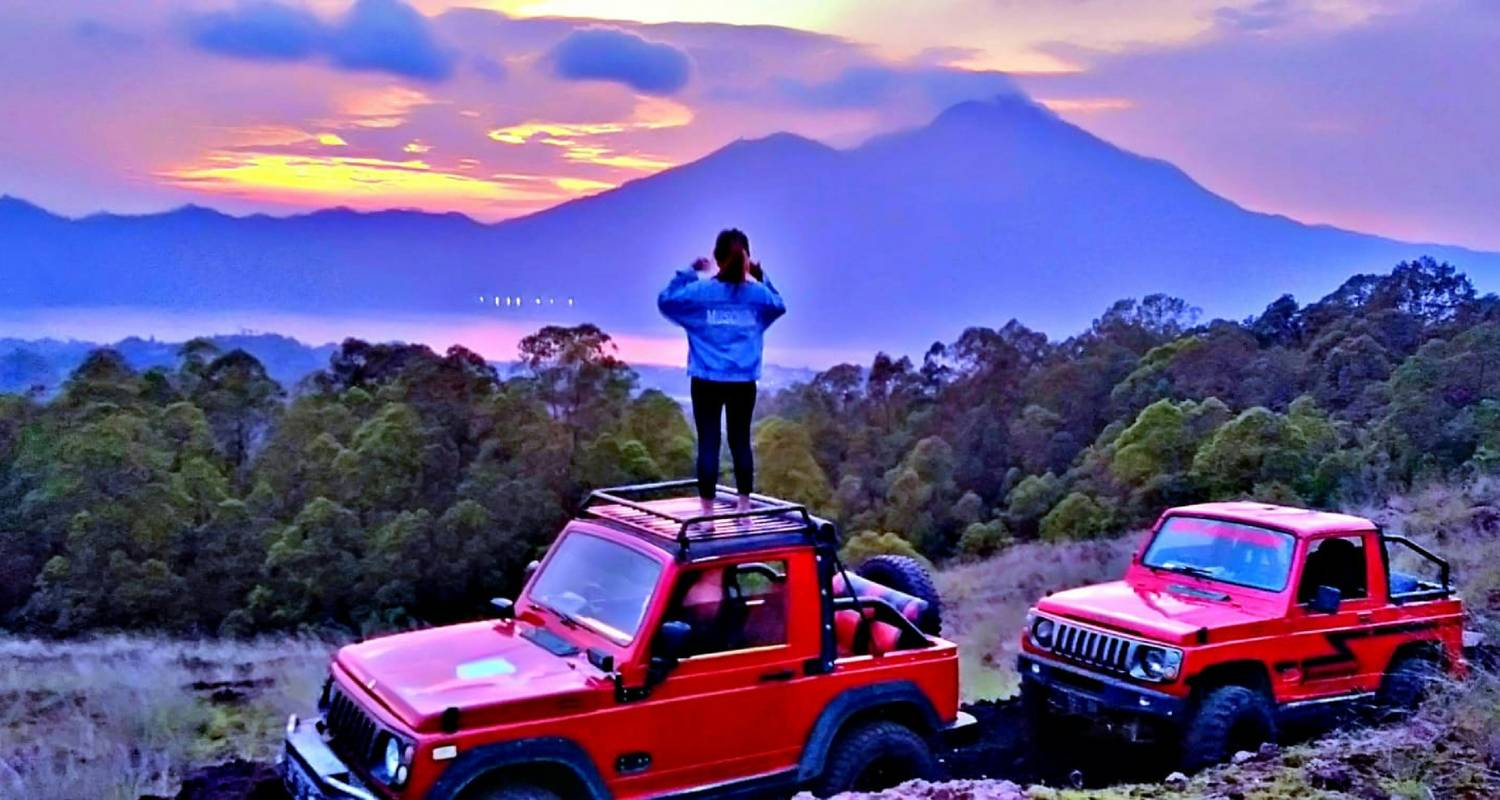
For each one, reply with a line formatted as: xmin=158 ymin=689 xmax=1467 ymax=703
xmin=957 ymin=519 xmax=1011 ymax=560
xmin=1004 ymin=472 xmax=1064 ymax=536
xmin=1039 ymin=492 xmax=1115 ymax=542
xmin=754 ymin=417 xmax=832 ymax=508
xmin=838 ymin=531 xmax=931 ymax=568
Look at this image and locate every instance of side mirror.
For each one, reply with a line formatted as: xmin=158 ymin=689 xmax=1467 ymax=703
xmin=489 ymin=597 xmax=515 ymax=620
xmin=655 ymin=620 xmax=693 ymax=663
xmin=1309 ymin=585 xmax=1342 ymax=615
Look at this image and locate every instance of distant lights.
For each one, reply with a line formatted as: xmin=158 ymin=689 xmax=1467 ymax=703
xmin=476 ymin=293 xmax=578 ymax=309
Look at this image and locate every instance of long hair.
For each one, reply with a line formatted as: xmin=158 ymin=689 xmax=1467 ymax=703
xmin=713 ymin=229 xmax=750 ymax=284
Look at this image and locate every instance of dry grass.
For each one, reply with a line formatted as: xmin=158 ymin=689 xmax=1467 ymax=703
xmin=0 ymin=636 xmax=332 ymax=799
xmin=937 ymin=537 xmax=1137 ymax=701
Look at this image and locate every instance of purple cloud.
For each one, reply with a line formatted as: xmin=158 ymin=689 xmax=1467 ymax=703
xmin=549 ymin=28 xmax=691 ymax=95
xmin=186 ymin=1 xmax=322 ymax=61
xmin=328 ymin=0 xmax=454 ymax=81
xmin=185 ymin=0 xmax=454 ymax=81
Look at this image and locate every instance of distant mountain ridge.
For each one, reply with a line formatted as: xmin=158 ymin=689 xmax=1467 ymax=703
xmin=5 ymin=95 xmax=1498 ymax=354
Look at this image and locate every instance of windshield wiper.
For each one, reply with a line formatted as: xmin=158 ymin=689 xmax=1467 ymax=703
xmin=531 ymin=599 xmax=580 ymax=629
xmin=1157 ymin=562 xmax=1218 ymax=580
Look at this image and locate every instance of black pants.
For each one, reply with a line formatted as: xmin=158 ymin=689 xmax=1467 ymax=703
xmin=690 ymin=378 xmax=757 ymax=499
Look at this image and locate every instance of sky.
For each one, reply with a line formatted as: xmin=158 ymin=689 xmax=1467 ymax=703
xmin=1 ymin=0 xmax=1497 ymax=250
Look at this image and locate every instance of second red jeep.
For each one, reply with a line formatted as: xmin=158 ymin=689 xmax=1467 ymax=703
xmin=1019 ymin=502 xmax=1465 ymax=771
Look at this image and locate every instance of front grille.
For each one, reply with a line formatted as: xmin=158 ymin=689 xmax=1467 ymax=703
xmin=1047 ymin=621 xmax=1135 ymax=674
xmin=325 ymin=686 xmax=380 ymax=767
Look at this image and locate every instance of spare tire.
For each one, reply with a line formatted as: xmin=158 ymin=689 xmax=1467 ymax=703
xmin=855 ymin=555 xmax=943 ymax=635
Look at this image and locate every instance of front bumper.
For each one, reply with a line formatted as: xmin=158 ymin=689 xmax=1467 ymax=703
xmin=281 ymin=716 xmax=381 ymax=800
xmin=1018 ymin=653 xmax=1187 ymax=732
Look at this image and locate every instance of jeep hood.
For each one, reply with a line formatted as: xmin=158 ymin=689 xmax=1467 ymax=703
xmin=1035 ymin=580 xmax=1280 ymax=645
xmin=334 ymin=621 xmax=607 ymax=732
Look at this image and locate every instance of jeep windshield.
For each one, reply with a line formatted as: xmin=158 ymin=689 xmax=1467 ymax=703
xmin=1141 ymin=516 xmax=1295 ymax=592
xmin=526 ymin=531 xmax=663 ymax=645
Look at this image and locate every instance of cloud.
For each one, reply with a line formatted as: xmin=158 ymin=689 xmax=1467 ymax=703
xmin=327 ymin=0 xmax=454 ymax=81
xmin=186 ymin=1 xmax=322 ymax=61
xmin=548 ymin=28 xmax=691 ymax=95
xmin=777 ymin=65 xmax=1019 ymax=110
xmin=186 ymin=0 xmax=454 ymax=81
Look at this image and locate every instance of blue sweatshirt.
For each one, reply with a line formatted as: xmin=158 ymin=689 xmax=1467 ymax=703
xmin=657 ymin=267 xmax=786 ymax=382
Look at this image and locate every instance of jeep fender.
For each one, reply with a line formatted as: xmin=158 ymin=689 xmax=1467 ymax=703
xmin=796 ymin=681 xmax=942 ymax=783
xmin=425 ymin=736 xmax=610 ymax=800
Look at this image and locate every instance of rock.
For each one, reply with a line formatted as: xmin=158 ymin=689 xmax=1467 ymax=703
xmin=1257 ymin=742 xmax=1280 ymax=759
xmin=1305 ymin=758 xmax=1354 ymax=791
xmin=1231 ymin=749 xmax=1256 ymax=764
xmin=1164 ymin=771 xmax=1189 ymax=787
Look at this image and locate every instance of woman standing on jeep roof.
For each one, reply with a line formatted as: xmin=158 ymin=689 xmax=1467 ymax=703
xmin=657 ymin=228 xmax=786 ymax=517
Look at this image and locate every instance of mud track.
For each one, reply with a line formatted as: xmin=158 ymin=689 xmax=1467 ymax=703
xmin=156 ymin=699 xmax=1187 ymax=800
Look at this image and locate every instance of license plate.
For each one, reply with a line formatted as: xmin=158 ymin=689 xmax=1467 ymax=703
xmin=283 ymin=754 xmax=323 ymax=800
xmin=1056 ymin=691 xmax=1101 ymax=716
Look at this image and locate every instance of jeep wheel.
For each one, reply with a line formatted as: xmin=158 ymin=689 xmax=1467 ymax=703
xmin=1180 ymin=686 xmax=1276 ymax=773
xmin=473 ymin=783 xmax=560 ymax=800
xmin=817 ymin=720 xmax=936 ymax=796
xmin=1377 ymin=653 xmax=1441 ymax=718
xmin=855 ymin=555 xmax=943 ymax=634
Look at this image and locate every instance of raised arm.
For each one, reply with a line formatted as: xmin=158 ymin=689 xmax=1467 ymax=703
xmin=756 ymin=270 xmax=787 ymax=327
xmin=657 ymin=266 xmax=704 ymax=326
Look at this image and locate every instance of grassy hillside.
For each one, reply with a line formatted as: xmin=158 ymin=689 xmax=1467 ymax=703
xmin=0 ymin=637 xmax=330 ymax=799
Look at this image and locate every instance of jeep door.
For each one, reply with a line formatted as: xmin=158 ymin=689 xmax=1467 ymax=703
xmin=1282 ymin=531 xmax=1386 ymax=699
xmin=609 ymin=549 xmax=819 ymax=796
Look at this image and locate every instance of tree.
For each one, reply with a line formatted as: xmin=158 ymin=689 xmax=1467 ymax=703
xmin=1040 ymin=493 xmax=1114 ymax=542
xmin=754 ymin=418 xmax=832 ymax=509
xmin=192 ymin=349 xmax=284 ymax=470
xmin=1191 ymin=407 xmax=1311 ymax=498
xmin=253 ymin=497 xmax=364 ymax=627
xmin=517 ymin=325 xmax=635 ymax=463
xmin=839 ymin=531 xmax=931 ymax=567
xmin=1004 ymin=472 xmax=1065 ymax=538
xmin=621 ymin=390 xmax=694 ymax=478
xmin=881 ymin=436 xmax=958 ymax=554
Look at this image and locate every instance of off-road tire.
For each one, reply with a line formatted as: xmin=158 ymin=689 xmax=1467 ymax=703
xmin=472 ymin=783 xmax=561 ymax=800
xmin=855 ymin=555 xmax=943 ymax=635
xmin=1377 ymin=652 xmax=1441 ymax=718
xmin=1180 ymin=686 xmax=1276 ymax=773
xmin=816 ymin=720 xmax=936 ymax=796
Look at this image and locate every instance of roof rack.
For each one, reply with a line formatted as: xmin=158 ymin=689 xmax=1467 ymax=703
xmin=580 ymin=479 xmax=818 ymax=555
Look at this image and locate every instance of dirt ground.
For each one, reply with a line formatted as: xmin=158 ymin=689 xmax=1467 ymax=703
xmin=155 ymin=697 xmax=1188 ymax=800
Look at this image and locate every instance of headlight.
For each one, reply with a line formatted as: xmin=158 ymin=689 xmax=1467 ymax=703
xmin=383 ymin=737 xmax=401 ymax=779
xmin=1130 ymin=646 xmax=1183 ymax=682
xmin=1029 ymin=615 xmax=1056 ymax=649
xmin=373 ymin=733 xmax=413 ymax=786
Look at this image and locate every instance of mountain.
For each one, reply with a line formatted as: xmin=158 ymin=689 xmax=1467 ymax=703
xmin=4 ymin=95 xmax=1498 ymax=354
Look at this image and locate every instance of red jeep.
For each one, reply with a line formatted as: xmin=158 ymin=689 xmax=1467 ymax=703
xmin=281 ymin=481 xmax=971 ymax=800
xmin=1018 ymin=502 xmax=1465 ymax=771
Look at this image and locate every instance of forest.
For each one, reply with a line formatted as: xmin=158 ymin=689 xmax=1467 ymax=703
xmin=0 ymin=257 xmax=1495 ymax=636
